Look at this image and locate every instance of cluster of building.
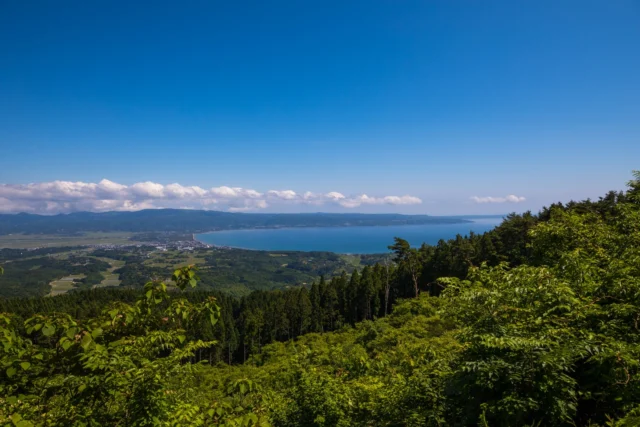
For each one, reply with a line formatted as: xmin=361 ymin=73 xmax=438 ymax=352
xmin=90 ymin=239 xmax=211 ymax=252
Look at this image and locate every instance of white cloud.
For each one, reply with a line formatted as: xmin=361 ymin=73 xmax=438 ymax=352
xmin=267 ymin=190 xmax=297 ymax=200
xmin=325 ymin=192 xmax=345 ymax=200
xmin=337 ymin=194 xmax=423 ymax=208
xmin=0 ymin=179 xmax=424 ymax=214
xmin=471 ymin=194 xmax=526 ymax=204
xmin=0 ymin=197 xmax=40 ymax=213
xmin=210 ymin=186 xmax=238 ymax=198
xmin=382 ymin=195 xmax=423 ymax=205
xmin=210 ymin=186 xmax=263 ymax=199
xmin=98 ymin=179 xmax=128 ymax=196
xmin=164 ymin=183 xmax=207 ymax=198
xmin=130 ymin=181 xmax=165 ymax=198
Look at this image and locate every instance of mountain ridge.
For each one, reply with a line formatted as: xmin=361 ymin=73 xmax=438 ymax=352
xmin=0 ymin=209 xmax=472 ymax=235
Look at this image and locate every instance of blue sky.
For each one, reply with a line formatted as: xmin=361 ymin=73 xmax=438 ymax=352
xmin=0 ymin=1 xmax=638 ymax=214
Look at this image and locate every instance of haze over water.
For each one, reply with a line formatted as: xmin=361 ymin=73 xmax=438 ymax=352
xmin=196 ymin=217 xmax=503 ymax=254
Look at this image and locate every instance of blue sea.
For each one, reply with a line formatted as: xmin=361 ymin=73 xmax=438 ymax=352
xmin=196 ymin=216 xmax=503 ymax=254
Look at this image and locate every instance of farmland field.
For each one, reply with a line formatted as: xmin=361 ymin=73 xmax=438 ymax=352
xmin=0 ymin=232 xmax=141 ymax=249
xmin=95 ymin=258 xmax=126 ymax=288
xmin=49 ymin=274 xmax=85 ymax=296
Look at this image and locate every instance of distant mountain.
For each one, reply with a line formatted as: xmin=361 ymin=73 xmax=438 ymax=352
xmin=0 ymin=209 xmax=471 ymax=235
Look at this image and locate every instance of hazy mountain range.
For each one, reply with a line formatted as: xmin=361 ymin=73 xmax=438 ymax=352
xmin=0 ymin=209 xmax=475 ymax=235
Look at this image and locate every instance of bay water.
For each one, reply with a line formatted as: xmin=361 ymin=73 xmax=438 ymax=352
xmin=196 ymin=216 xmax=503 ymax=254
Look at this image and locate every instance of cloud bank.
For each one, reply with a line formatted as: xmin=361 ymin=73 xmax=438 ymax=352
xmin=470 ymin=195 xmax=526 ymax=204
xmin=0 ymin=179 xmax=423 ymax=214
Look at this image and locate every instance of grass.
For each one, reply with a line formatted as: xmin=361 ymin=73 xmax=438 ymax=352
xmin=98 ymin=274 xmax=121 ymax=287
xmin=0 ymin=232 xmax=141 ymax=249
xmin=49 ymin=274 xmax=85 ymax=296
xmin=143 ymin=250 xmax=207 ymax=268
xmin=340 ymin=254 xmax=365 ymax=268
xmin=93 ymin=258 xmax=126 ymax=289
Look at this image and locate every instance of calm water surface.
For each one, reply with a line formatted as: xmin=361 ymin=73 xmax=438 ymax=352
xmin=196 ymin=217 xmax=503 ymax=254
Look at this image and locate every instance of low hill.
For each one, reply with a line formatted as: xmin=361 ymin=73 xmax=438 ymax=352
xmin=0 ymin=210 xmax=469 ymax=235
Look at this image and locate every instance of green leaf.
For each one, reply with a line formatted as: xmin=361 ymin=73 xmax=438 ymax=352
xmin=80 ymin=334 xmax=92 ymax=350
xmin=42 ymin=324 xmax=55 ymax=337
xmin=6 ymin=366 xmax=17 ymax=377
xmin=20 ymin=362 xmax=30 ymax=371
xmin=91 ymin=328 xmax=103 ymax=339
xmin=10 ymin=412 xmax=33 ymax=427
xmin=209 ymin=313 xmax=218 ymax=326
xmin=177 ymin=335 xmax=186 ymax=344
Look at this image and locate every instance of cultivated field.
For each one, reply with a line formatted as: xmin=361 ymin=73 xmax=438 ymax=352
xmin=143 ymin=250 xmax=207 ymax=268
xmin=0 ymin=232 xmax=141 ymax=249
xmin=49 ymin=274 xmax=85 ymax=296
xmin=94 ymin=258 xmax=126 ymax=288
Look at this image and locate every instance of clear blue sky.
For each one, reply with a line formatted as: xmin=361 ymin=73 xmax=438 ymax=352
xmin=0 ymin=1 xmax=638 ymax=214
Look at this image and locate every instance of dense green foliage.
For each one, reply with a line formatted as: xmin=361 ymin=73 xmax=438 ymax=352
xmin=0 ymin=210 xmax=468 ymax=235
xmin=0 ymin=266 xmax=248 ymax=426
xmin=0 ymin=270 xmax=391 ymax=365
xmin=1 ymin=172 xmax=640 ymax=425
xmin=203 ymin=172 xmax=640 ymax=426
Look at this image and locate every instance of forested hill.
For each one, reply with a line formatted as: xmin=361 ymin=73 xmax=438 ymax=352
xmin=0 ymin=210 xmax=469 ymax=235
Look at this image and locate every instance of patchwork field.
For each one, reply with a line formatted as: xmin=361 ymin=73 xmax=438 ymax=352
xmin=143 ymin=250 xmax=207 ymax=268
xmin=3 ymin=243 xmax=387 ymax=298
xmin=45 ymin=256 xmax=126 ymax=296
xmin=49 ymin=274 xmax=85 ymax=296
xmin=94 ymin=258 xmax=126 ymax=288
xmin=0 ymin=232 xmax=140 ymax=249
